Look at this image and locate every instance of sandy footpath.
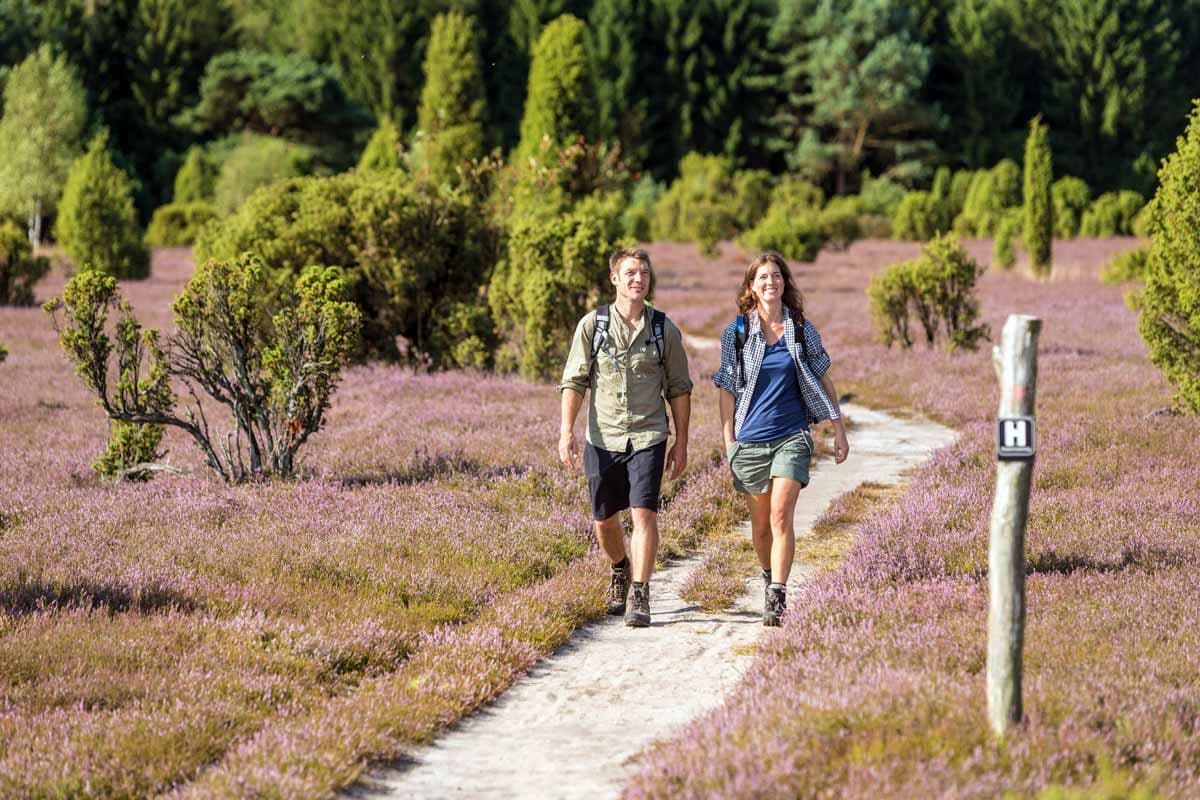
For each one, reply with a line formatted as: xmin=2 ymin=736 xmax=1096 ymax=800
xmin=347 ymin=403 xmax=957 ymax=799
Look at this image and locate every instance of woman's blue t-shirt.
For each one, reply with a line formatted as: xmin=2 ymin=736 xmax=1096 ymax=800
xmin=738 ymin=338 xmax=809 ymax=443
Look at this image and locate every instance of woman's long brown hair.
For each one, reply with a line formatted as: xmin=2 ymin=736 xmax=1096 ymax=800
xmin=736 ymin=251 xmax=805 ymax=319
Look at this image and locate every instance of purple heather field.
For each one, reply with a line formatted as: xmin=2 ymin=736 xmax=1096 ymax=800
xmin=628 ymin=238 xmax=1200 ymax=798
xmin=2 ymin=237 xmax=1198 ymax=797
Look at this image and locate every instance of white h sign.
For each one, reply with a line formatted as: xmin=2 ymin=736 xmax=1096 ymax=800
xmin=996 ymin=417 xmax=1035 ymax=459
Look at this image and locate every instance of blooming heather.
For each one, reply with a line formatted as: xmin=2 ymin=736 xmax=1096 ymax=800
xmin=627 ymin=237 xmax=1200 ymax=797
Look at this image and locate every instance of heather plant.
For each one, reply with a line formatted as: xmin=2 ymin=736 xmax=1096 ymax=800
xmin=1079 ymin=190 xmax=1145 ymax=237
xmin=173 ymin=146 xmax=217 ymax=203
xmin=1137 ymin=103 xmax=1200 ymax=414
xmin=54 ymin=133 xmax=150 ymax=280
xmin=144 ymin=202 xmax=218 ymax=246
xmin=1052 ymin=176 xmax=1091 ymax=238
xmin=412 ymin=12 xmax=487 ymax=186
xmin=993 ymin=208 xmax=1021 ymax=270
xmin=45 ymin=256 xmax=361 ymax=481
xmin=196 ymin=169 xmax=498 ymax=364
xmin=1100 ymin=245 xmax=1150 ymax=284
xmin=868 ymin=233 xmax=989 ymax=350
xmin=953 ymin=159 xmax=1021 ymax=237
xmin=0 ymin=219 xmax=49 ymax=306
xmin=358 ymin=117 xmax=404 ymax=172
xmin=1023 ymin=115 xmax=1053 ymax=274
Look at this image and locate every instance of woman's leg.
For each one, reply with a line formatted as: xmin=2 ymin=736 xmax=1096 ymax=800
xmin=768 ymin=477 xmax=803 ymax=584
xmin=747 ymin=491 xmax=773 ymax=573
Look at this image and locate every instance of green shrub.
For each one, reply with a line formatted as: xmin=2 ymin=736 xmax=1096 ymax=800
xmin=213 ymin=133 xmax=317 ymax=216
xmin=489 ymin=190 xmax=627 ymax=378
xmin=993 ymin=209 xmax=1022 ymax=270
xmin=0 ymin=342 xmax=7 ymax=363
xmin=859 ymin=171 xmax=906 ymax=218
xmin=819 ymin=196 xmax=862 ymax=251
xmin=741 ymin=213 xmax=826 ymax=262
xmin=652 ymin=153 xmax=752 ymax=256
xmin=1051 ymin=176 xmax=1090 ymax=238
xmin=1023 ymin=115 xmax=1053 ymax=274
xmin=0 ymin=218 xmax=49 ymax=305
xmin=46 ymin=258 xmax=361 ymax=482
xmin=92 ymin=420 xmax=164 ymax=481
xmin=621 ymin=175 xmax=663 ymax=242
xmin=732 ymin=170 xmax=773 ymax=230
xmin=1080 ymin=191 xmax=1145 ymax=237
xmin=54 ymin=132 xmax=150 ymax=280
xmin=1137 ymin=102 xmax=1200 ymax=413
xmin=857 ymin=213 xmax=892 ymax=239
xmin=954 ymin=159 xmax=1021 ymax=237
xmin=740 ymin=175 xmax=829 ymax=261
xmin=1100 ymin=245 xmax=1150 ymax=284
xmin=1132 ymin=201 xmax=1154 ymax=238
xmin=358 ymin=118 xmax=404 ymax=172
xmin=892 ymin=191 xmax=946 ymax=241
xmin=948 ymin=169 xmax=976 ymax=218
xmin=145 ymin=202 xmax=218 ymax=246
xmin=868 ymin=233 xmax=989 ymax=351
xmin=196 ymin=170 xmax=498 ymax=364
xmin=173 ymin=146 xmax=217 ymax=202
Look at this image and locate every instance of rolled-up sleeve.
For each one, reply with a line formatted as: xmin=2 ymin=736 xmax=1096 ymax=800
xmin=663 ymin=319 xmax=694 ymax=399
xmin=559 ymin=314 xmax=594 ymax=395
xmin=712 ymin=322 xmax=739 ymax=394
xmin=802 ymin=320 xmax=831 ymax=379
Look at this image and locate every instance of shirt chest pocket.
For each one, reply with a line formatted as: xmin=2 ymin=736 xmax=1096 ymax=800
xmin=631 ymin=341 xmax=660 ymax=378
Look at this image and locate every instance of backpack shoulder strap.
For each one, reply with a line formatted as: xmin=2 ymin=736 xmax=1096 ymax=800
xmin=648 ymin=308 xmax=666 ymax=364
xmin=734 ymin=313 xmax=748 ymax=388
xmin=591 ymin=305 xmax=610 ymax=359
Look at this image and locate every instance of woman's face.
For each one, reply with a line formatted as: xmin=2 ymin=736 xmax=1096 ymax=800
xmin=751 ymin=263 xmax=784 ymax=305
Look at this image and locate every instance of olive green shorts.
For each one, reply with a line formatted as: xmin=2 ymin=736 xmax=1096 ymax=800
xmin=727 ymin=430 xmax=813 ymax=495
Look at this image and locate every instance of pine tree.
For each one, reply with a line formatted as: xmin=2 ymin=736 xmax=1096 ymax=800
xmin=173 ymin=146 xmax=217 ymax=202
xmin=415 ymin=11 xmax=486 ymax=185
xmin=1023 ymin=115 xmax=1053 ymax=275
xmin=1137 ymin=101 xmax=1200 ymax=414
xmin=55 ymin=133 xmax=151 ymax=280
xmin=0 ymin=45 xmax=87 ymax=246
xmin=516 ymin=14 xmax=597 ymax=163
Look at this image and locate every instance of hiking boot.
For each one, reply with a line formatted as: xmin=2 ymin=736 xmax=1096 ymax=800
xmin=606 ymin=564 xmax=631 ymax=615
xmin=761 ymin=568 xmax=771 ymax=607
xmin=625 ymin=582 xmax=650 ymax=628
xmin=764 ymin=586 xmax=786 ymax=627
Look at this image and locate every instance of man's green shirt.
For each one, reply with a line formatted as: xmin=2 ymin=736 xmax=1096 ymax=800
xmin=560 ymin=307 xmax=693 ymax=453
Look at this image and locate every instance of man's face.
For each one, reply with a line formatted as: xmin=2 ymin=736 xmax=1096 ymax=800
xmin=611 ymin=257 xmax=650 ymax=302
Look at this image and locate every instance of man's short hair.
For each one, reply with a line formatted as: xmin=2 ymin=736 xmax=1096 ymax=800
xmin=609 ymin=247 xmax=652 ymax=274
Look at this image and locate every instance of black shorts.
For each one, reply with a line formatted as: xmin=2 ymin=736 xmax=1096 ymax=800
xmin=584 ymin=440 xmax=667 ymax=521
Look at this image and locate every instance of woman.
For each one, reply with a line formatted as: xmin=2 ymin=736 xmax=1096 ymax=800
xmin=714 ymin=252 xmax=849 ymax=626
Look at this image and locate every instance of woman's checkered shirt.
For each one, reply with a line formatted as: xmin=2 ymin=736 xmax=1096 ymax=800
xmin=712 ymin=306 xmax=841 ymax=440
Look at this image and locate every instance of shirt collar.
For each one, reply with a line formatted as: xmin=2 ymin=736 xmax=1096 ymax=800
xmin=748 ymin=305 xmax=793 ymax=338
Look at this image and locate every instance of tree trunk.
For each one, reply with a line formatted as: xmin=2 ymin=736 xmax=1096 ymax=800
xmin=27 ymin=199 xmax=42 ymax=248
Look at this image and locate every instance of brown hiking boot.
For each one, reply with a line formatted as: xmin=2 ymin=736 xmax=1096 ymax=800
xmin=624 ymin=582 xmax=650 ymax=628
xmin=606 ymin=564 xmax=630 ymax=615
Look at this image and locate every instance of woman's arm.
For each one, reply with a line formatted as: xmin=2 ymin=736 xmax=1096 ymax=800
xmin=718 ymin=388 xmax=736 ymax=452
xmin=819 ymin=371 xmax=849 ymax=464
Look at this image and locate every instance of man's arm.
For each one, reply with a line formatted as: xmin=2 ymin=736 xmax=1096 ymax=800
xmin=819 ymin=371 xmax=849 ymax=464
xmin=665 ymin=391 xmax=690 ymax=479
xmin=559 ymin=388 xmax=585 ymax=470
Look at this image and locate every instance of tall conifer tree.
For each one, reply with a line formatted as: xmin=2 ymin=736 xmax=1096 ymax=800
xmin=515 ymin=14 xmax=596 ymax=162
xmin=416 ymin=11 xmax=486 ymax=185
xmin=1023 ymin=115 xmax=1053 ymax=274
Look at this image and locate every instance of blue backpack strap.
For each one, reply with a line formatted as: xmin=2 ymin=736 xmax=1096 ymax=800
xmin=734 ymin=313 xmax=748 ymax=388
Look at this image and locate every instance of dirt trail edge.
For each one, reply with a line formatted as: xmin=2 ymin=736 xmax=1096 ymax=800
xmin=348 ymin=403 xmax=957 ymax=799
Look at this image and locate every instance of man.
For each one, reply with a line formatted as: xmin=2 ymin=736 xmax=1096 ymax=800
xmin=559 ymin=248 xmax=693 ymax=627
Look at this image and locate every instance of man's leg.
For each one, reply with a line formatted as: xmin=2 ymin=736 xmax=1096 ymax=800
xmin=594 ymin=513 xmax=627 ymax=565
xmin=629 ymin=507 xmax=659 ymax=583
xmin=585 ymin=444 xmax=632 ymax=615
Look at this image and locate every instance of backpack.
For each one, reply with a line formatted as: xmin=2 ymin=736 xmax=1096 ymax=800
xmin=592 ymin=305 xmax=666 ymax=364
xmin=734 ymin=310 xmax=808 ymax=389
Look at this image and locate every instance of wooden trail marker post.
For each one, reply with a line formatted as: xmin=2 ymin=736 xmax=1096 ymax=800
xmin=988 ymin=314 xmax=1041 ymax=738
